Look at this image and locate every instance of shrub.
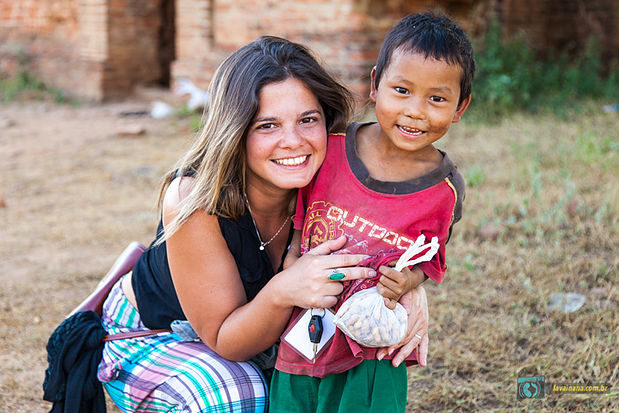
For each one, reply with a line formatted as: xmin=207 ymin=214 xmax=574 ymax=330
xmin=0 ymin=70 xmax=76 ymax=104
xmin=468 ymin=21 xmax=618 ymax=121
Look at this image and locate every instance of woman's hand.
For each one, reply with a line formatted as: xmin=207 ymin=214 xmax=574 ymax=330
xmin=275 ymin=235 xmax=376 ymax=309
xmin=376 ymin=285 xmax=429 ymax=367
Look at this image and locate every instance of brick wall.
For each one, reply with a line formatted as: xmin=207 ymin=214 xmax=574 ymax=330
xmin=499 ymin=0 xmax=618 ymax=63
xmin=171 ymin=0 xmax=498 ymax=103
xmin=172 ymin=0 xmax=216 ymax=88
xmin=1 ymin=0 xmax=617 ymax=102
xmin=0 ymin=0 xmax=166 ymax=101
xmin=0 ymin=0 xmax=89 ymax=96
xmin=172 ymin=0 xmax=439 ymax=102
xmin=104 ymin=0 xmax=164 ymax=99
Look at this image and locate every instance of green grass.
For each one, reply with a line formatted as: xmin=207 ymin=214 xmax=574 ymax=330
xmin=0 ymin=70 xmax=78 ymax=104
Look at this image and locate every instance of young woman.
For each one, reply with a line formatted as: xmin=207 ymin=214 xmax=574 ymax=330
xmin=97 ymin=36 xmax=429 ymax=412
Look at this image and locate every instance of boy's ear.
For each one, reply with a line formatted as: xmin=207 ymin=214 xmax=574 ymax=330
xmin=369 ymin=66 xmax=378 ymax=103
xmin=452 ymin=95 xmax=471 ymax=123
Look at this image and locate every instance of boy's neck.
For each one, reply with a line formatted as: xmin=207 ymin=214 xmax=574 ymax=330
xmin=355 ymin=122 xmax=443 ymax=182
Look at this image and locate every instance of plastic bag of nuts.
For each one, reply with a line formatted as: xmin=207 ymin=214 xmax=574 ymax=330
xmin=334 ymin=286 xmax=408 ymax=347
xmin=334 ymin=235 xmax=440 ymax=347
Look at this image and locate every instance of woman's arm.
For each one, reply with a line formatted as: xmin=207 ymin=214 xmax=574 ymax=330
xmin=164 ymin=178 xmax=373 ymax=361
xmin=376 ymin=285 xmax=429 ymax=367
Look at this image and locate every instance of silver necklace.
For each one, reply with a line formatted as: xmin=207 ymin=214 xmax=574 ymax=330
xmin=244 ymin=194 xmax=291 ymax=251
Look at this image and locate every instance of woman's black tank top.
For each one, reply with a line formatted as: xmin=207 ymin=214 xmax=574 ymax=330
xmin=132 ymin=210 xmax=292 ymax=329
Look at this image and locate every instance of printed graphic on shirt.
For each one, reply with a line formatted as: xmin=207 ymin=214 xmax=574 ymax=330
xmin=302 ymin=201 xmax=344 ymax=253
xmin=302 ymin=200 xmax=419 ymax=255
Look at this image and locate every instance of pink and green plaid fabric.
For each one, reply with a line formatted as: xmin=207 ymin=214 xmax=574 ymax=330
xmin=98 ymin=278 xmax=268 ymax=412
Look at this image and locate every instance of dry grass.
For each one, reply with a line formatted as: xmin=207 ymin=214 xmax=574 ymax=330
xmin=407 ymin=110 xmax=618 ymax=412
xmin=0 ymin=100 xmax=194 ymax=412
xmin=0 ymin=100 xmax=616 ymax=412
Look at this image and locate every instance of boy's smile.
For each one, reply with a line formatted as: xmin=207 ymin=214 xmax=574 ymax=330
xmin=369 ymin=48 xmax=470 ymax=159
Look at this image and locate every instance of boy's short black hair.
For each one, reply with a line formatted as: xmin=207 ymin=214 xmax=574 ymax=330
xmin=374 ymin=12 xmax=476 ymax=105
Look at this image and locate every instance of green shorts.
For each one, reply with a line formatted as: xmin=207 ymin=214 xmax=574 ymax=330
xmin=269 ymin=360 xmax=407 ymax=413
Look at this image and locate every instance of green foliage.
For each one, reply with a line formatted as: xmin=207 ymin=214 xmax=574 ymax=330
xmin=464 ymin=164 xmax=486 ymax=188
xmin=173 ymin=106 xmax=203 ymax=132
xmin=0 ymin=71 xmax=42 ymax=101
xmin=469 ymin=21 xmax=618 ymax=121
xmin=0 ymin=70 xmax=77 ymax=104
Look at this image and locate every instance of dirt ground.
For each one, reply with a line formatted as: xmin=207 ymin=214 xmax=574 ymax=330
xmin=1 ymin=96 xmax=617 ymax=412
xmin=0 ymin=96 xmax=193 ymax=411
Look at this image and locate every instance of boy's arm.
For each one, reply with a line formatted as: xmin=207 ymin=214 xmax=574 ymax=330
xmin=376 ymin=263 xmax=427 ymax=310
xmin=283 ymin=229 xmax=302 ymax=269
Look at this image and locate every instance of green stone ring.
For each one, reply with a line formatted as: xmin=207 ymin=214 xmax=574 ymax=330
xmin=329 ymin=271 xmax=345 ymax=281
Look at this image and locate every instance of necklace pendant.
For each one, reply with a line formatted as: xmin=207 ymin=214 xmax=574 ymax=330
xmin=259 ymin=245 xmax=265 ymax=251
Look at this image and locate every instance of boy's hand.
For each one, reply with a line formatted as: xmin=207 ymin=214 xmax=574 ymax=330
xmin=376 ymin=263 xmax=425 ymax=310
xmin=283 ymin=229 xmax=302 ymax=269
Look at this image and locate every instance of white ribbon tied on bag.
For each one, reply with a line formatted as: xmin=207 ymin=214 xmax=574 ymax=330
xmin=394 ymin=235 xmax=440 ymax=272
xmin=334 ymin=234 xmax=440 ymax=347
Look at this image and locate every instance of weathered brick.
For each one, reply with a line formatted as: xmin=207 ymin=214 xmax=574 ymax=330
xmin=0 ymin=0 xmax=616 ymax=102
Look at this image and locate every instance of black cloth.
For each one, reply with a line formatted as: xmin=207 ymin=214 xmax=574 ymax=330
xmin=43 ymin=310 xmax=107 ymax=413
xmin=133 ymin=210 xmax=293 ymax=329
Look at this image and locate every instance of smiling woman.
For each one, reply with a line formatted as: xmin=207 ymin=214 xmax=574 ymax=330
xmin=38 ymin=35 xmax=432 ymax=413
xmin=246 ymin=78 xmax=327 ymax=194
xmin=89 ymin=36 xmax=394 ymax=413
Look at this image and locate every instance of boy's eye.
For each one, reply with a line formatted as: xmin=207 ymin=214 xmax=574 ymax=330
xmin=430 ymin=96 xmax=446 ymax=103
xmin=394 ymin=87 xmax=409 ymax=95
xmin=300 ymin=116 xmax=317 ymax=124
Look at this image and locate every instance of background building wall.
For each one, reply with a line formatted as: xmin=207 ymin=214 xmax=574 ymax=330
xmin=0 ymin=0 xmax=95 ymax=97
xmin=0 ymin=0 xmax=169 ymax=101
xmin=172 ymin=0 xmax=472 ymax=101
xmin=1 ymin=0 xmax=616 ymax=102
xmin=104 ymin=0 xmax=168 ymax=99
xmin=499 ymin=0 xmax=617 ymax=63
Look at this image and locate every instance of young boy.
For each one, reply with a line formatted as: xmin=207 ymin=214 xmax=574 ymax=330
xmin=271 ymin=12 xmax=475 ymax=412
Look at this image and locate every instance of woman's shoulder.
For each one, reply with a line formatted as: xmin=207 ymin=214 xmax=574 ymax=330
xmin=161 ymin=175 xmax=220 ymax=230
xmin=163 ymin=175 xmax=196 ymax=213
